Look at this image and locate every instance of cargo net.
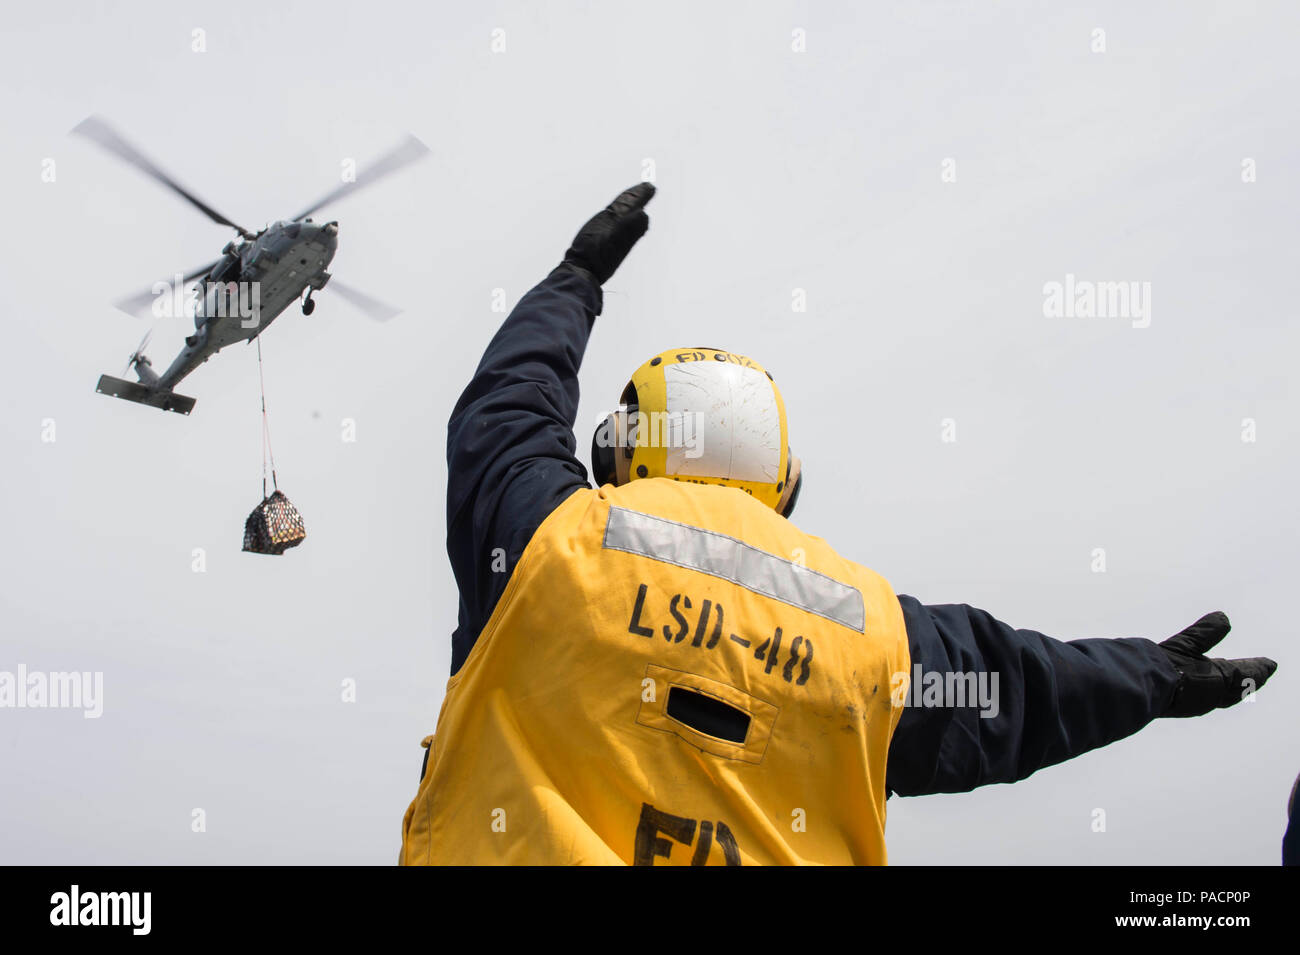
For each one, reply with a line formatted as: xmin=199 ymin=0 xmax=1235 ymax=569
xmin=242 ymin=490 xmax=306 ymax=555
xmin=242 ymin=337 xmax=305 ymax=555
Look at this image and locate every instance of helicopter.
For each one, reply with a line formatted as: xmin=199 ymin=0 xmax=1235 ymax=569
xmin=76 ymin=116 xmax=429 ymax=415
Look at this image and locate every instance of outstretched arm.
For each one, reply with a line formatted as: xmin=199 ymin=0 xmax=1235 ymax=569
xmin=885 ymin=599 xmax=1276 ymax=796
xmin=445 ymin=183 xmax=656 ymax=674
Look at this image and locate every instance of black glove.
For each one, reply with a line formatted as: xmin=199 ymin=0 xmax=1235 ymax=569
xmin=1157 ymin=611 xmax=1277 ymax=718
xmin=556 ymin=181 xmax=656 ymax=286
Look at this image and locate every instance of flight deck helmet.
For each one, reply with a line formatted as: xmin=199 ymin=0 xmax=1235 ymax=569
xmin=591 ymin=347 xmax=802 ymax=518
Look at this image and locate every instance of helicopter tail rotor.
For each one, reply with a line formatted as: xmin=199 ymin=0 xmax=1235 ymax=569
xmin=123 ymin=329 xmax=155 ymax=380
xmin=98 ymin=327 xmax=196 ymax=413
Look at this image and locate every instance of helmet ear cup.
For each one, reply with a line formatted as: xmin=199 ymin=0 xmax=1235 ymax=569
xmin=591 ymin=408 xmax=636 ymax=487
xmin=777 ymin=454 xmax=803 ymax=518
xmin=591 ymin=414 xmax=618 ymax=486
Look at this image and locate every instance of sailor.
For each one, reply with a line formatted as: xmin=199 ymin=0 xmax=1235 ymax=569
xmin=400 ymin=183 xmax=1277 ymax=865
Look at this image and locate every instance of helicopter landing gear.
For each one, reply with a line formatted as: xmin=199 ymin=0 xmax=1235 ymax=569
xmin=301 ymin=289 xmax=316 ymax=316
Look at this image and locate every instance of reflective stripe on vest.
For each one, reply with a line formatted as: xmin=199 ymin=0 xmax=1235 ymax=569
xmin=602 ymin=505 xmax=866 ymax=632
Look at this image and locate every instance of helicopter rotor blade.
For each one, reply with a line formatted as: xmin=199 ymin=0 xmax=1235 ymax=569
xmin=327 ymin=279 xmax=403 ymax=322
xmin=291 ymin=134 xmax=430 ymax=222
xmin=123 ymin=328 xmax=153 ymax=376
xmin=113 ymin=261 xmax=219 ymax=318
xmin=72 ymin=116 xmax=252 ymax=236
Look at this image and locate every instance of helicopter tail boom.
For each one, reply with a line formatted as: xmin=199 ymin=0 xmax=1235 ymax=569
xmin=96 ymin=375 xmax=196 ymax=416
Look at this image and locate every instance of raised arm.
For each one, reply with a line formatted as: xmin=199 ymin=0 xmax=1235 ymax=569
xmin=445 ymin=183 xmax=655 ymax=674
xmin=885 ymin=599 xmax=1277 ymax=796
xmin=445 ymin=269 xmax=599 ymax=673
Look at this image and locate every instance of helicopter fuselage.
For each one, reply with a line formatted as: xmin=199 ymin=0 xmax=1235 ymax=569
xmin=149 ymin=218 xmax=338 ymax=391
xmin=84 ymin=116 xmax=425 ymax=415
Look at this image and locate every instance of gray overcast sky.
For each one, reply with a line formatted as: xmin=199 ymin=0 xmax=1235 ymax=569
xmin=0 ymin=0 xmax=1296 ymax=864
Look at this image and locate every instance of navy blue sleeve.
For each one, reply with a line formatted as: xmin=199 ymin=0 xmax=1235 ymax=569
xmin=446 ymin=267 xmax=601 ymax=674
xmin=885 ymin=596 xmax=1182 ymax=796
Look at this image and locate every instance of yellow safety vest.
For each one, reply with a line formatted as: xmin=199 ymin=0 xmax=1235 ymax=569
xmin=401 ymin=478 xmax=910 ymax=865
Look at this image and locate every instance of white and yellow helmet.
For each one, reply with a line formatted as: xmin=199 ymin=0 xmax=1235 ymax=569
xmin=591 ymin=347 xmax=803 ymax=517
